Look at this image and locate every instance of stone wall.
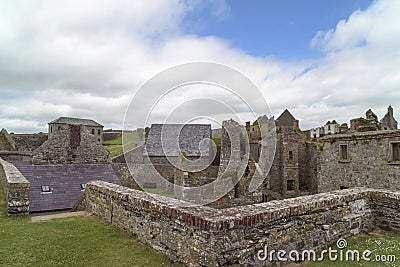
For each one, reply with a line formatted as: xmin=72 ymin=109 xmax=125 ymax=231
xmin=318 ymin=131 xmax=400 ymax=193
xmin=85 ymin=181 xmax=400 ymax=266
xmin=0 ymin=158 xmax=30 ymax=214
xmin=0 ymin=129 xmax=16 ymax=151
xmin=10 ymin=133 xmax=48 ymax=151
xmin=103 ymin=132 xmax=121 ymax=142
xmin=32 ymin=125 xmax=109 ymax=164
xmin=0 ymin=151 xmax=33 ymax=162
xmin=112 ymin=163 xmax=140 ymax=189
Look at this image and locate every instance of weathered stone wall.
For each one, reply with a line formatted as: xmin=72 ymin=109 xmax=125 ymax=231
xmin=0 ymin=129 xmax=16 ymax=151
xmin=32 ymin=125 xmax=109 ymax=164
xmin=0 ymin=158 xmax=30 ymax=214
xmin=10 ymin=133 xmax=48 ymax=151
xmin=112 ymin=163 xmax=141 ymax=189
xmin=0 ymin=151 xmax=33 ymax=162
xmin=267 ymin=128 xmax=317 ymax=198
xmin=318 ymin=131 xmax=400 ymax=192
xmin=85 ymin=181 xmax=400 ymax=266
xmin=103 ymin=132 xmax=121 ymax=142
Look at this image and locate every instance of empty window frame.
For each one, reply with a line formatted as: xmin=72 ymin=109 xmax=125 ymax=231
xmin=91 ymin=129 xmax=95 ymax=134
xmin=289 ymin=150 xmax=293 ymax=160
xmin=390 ymin=142 xmax=400 ymax=162
xmin=287 ymin=180 xmax=296 ymax=191
xmin=41 ymin=185 xmax=51 ymax=193
xmin=98 ymin=129 xmax=101 ymax=135
xmin=339 ymin=144 xmax=349 ymax=161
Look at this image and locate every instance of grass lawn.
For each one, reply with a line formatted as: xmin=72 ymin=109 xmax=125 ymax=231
xmin=301 ymin=230 xmax=400 ymax=267
xmin=0 ymin=183 xmax=177 ymax=267
xmin=103 ymin=131 xmax=140 ymax=158
xmin=211 ymin=134 xmax=221 ymax=147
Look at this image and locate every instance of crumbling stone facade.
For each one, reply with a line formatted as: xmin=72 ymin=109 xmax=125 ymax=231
xmin=317 ymin=130 xmax=400 ymax=192
xmin=32 ymin=124 xmax=109 ymax=164
xmin=266 ymin=127 xmax=318 ymax=199
xmin=381 ymin=105 xmax=398 ymax=130
xmin=85 ymin=181 xmax=400 ymax=267
xmin=0 ymin=129 xmax=16 ymax=151
xmin=10 ymin=133 xmax=48 ymax=151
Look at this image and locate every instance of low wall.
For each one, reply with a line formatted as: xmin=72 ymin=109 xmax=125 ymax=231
xmin=0 ymin=151 xmax=33 ymax=162
xmin=103 ymin=132 xmax=121 ymax=142
xmin=10 ymin=133 xmax=48 ymax=151
xmin=0 ymin=158 xmax=30 ymax=214
xmin=85 ymin=181 xmax=400 ymax=266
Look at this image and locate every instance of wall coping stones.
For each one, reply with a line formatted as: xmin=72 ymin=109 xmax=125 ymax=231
xmin=319 ymin=130 xmax=400 ymax=142
xmin=87 ymin=181 xmax=389 ymax=232
xmin=0 ymin=151 xmax=33 ymax=156
xmin=0 ymin=157 xmax=30 ymax=214
xmin=0 ymin=158 xmax=30 ymax=184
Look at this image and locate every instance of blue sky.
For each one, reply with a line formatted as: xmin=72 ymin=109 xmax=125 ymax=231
xmin=0 ymin=0 xmax=399 ymax=133
xmin=185 ymin=0 xmax=373 ymax=60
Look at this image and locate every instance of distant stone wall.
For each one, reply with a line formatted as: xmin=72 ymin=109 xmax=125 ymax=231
xmin=103 ymin=132 xmax=121 ymax=142
xmin=85 ymin=181 xmax=400 ymax=266
xmin=0 ymin=129 xmax=16 ymax=151
xmin=0 ymin=151 xmax=33 ymax=162
xmin=10 ymin=133 xmax=48 ymax=151
xmin=0 ymin=158 xmax=30 ymax=214
xmin=318 ymin=131 xmax=400 ymax=192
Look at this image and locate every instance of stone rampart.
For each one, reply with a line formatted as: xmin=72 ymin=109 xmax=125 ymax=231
xmin=0 ymin=158 xmax=30 ymax=214
xmin=85 ymin=181 xmax=400 ymax=266
xmin=0 ymin=151 xmax=33 ymax=162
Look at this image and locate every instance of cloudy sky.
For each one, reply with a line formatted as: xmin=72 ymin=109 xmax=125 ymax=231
xmin=1 ymin=0 xmax=399 ymax=133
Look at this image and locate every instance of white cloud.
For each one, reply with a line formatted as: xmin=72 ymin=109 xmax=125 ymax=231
xmin=0 ymin=0 xmax=400 ymax=132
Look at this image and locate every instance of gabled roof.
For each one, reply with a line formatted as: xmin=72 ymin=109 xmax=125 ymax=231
xmin=252 ymin=115 xmax=269 ymax=125
xmin=13 ymin=162 xmax=120 ymax=212
xmin=49 ymin=117 xmax=103 ymax=127
xmin=276 ymin=109 xmax=296 ymax=127
xmin=145 ymin=124 xmax=211 ymax=157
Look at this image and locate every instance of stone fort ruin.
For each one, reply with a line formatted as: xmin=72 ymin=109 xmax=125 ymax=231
xmin=1 ymin=107 xmax=400 ymax=266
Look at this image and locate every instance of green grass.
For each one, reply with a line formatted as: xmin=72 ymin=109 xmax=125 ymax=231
xmin=212 ymin=134 xmax=221 ymax=147
xmin=103 ymin=131 xmax=140 ymax=158
xmin=0 ymin=183 xmax=177 ymax=267
xmin=302 ymin=230 xmax=400 ymax=267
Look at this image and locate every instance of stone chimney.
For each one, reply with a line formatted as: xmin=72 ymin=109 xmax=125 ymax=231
xmin=293 ymin=120 xmax=299 ymax=130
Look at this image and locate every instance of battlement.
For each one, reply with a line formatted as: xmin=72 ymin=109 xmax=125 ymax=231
xmin=85 ymin=181 xmax=400 ymax=266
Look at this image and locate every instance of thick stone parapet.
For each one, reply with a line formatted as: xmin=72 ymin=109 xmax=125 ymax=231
xmin=0 ymin=158 xmax=30 ymax=214
xmin=85 ymin=181 xmax=400 ymax=266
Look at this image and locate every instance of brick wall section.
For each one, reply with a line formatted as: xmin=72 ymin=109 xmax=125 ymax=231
xmin=0 ymin=158 xmax=30 ymax=214
xmin=85 ymin=181 xmax=400 ymax=266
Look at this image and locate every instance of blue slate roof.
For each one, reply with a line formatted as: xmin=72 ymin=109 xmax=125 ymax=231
xmin=13 ymin=162 xmax=120 ymax=212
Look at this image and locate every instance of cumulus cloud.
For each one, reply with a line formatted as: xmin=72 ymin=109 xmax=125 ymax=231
xmin=0 ymin=0 xmax=399 ymax=132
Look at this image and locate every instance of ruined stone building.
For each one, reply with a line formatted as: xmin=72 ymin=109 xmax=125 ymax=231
xmin=275 ymin=109 xmax=299 ymax=129
xmin=350 ymin=108 xmax=382 ymax=132
xmin=381 ymin=105 xmax=398 ymax=130
xmin=317 ymin=130 xmax=400 ymax=192
xmin=144 ymin=124 xmax=213 ymax=166
xmin=0 ymin=116 xmax=119 ymax=213
xmin=49 ymin=116 xmax=104 ymax=143
xmin=309 ymin=106 xmax=397 ymax=139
